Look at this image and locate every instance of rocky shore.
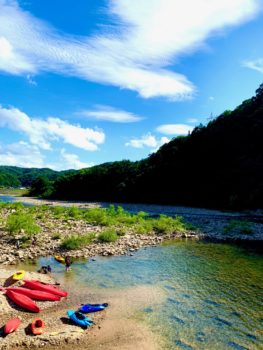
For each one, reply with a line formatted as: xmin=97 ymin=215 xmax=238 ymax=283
xmin=0 ymin=197 xmax=262 ymax=266
xmin=0 ymin=206 xmax=197 ymax=265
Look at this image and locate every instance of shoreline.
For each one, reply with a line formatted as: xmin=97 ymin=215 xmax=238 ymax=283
xmin=0 ymin=268 xmax=164 ymax=350
xmin=0 ymin=195 xmax=262 ymax=266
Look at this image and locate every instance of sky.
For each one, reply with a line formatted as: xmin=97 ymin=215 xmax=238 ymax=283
xmin=0 ymin=0 xmax=262 ymax=171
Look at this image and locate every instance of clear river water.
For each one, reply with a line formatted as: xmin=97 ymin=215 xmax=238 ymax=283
xmin=35 ymin=240 xmax=263 ymax=350
xmin=1 ymin=195 xmax=262 ymax=349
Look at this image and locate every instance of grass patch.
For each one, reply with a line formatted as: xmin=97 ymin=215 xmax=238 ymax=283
xmin=52 ymin=232 xmax=61 ymax=240
xmin=51 ymin=206 xmax=66 ymax=218
xmin=98 ymin=229 xmax=118 ymax=242
xmin=66 ymin=206 xmax=81 ymax=219
xmin=61 ymin=233 xmax=96 ymax=250
xmin=6 ymin=212 xmax=41 ymax=237
xmin=0 ymin=188 xmax=29 ymax=196
xmin=224 ymin=220 xmax=253 ymax=235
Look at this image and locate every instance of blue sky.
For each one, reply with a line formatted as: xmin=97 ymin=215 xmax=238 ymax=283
xmin=0 ymin=0 xmax=262 ymax=170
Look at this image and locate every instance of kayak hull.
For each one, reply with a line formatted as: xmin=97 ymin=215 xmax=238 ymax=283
xmin=23 ymin=280 xmax=68 ymax=297
xmin=7 ymin=287 xmax=61 ymax=301
xmin=12 ymin=270 xmax=25 ymax=281
xmin=79 ymin=303 xmax=108 ymax=313
xmin=4 ymin=318 xmax=21 ymax=334
xmin=54 ymin=256 xmax=65 ymax=264
xmin=31 ymin=318 xmax=45 ymax=335
xmin=6 ymin=290 xmax=40 ymax=313
xmin=67 ymin=310 xmax=93 ymax=327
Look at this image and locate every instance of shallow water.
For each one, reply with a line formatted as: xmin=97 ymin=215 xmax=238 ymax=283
xmin=0 ymin=195 xmax=16 ymax=203
xmin=32 ymin=240 xmax=263 ymax=350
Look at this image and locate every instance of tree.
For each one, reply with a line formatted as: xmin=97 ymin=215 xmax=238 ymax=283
xmin=29 ymin=176 xmax=53 ymax=197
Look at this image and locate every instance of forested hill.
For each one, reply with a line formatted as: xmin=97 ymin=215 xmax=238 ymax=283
xmin=3 ymin=84 xmax=263 ymax=209
xmin=0 ymin=166 xmax=74 ymax=188
xmin=49 ymin=84 xmax=263 ymax=209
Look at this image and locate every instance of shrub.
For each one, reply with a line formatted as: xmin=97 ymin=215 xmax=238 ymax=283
xmin=152 ymin=215 xmax=186 ymax=234
xmin=83 ymin=208 xmax=111 ymax=226
xmin=133 ymin=221 xmax=153 ymax=235
xmin=6 ymin=212 xmax=41 ymax=237
xmin=51 ymin=206 xmax=66 ymax=218
xmin=67 ymin=206 xmax=80 ymax=219
xmin=61 ymin=233 xmax=95 ymax=250
xmin=98 ymin=229 xmax=118 ymax=242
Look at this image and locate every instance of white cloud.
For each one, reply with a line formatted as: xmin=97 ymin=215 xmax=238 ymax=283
xmin=58 ymin=149 xmax=94 ymax=170
xmin=125 ymin=133 xmax=169 ymax=150
xmin=0 ymin=141 xmax=45 ymax=168
xmin=0 ymin=104 xmax=105 ymax=151
xmin=0 ymin=142 xmax=94 ymax=170
xmin=243 ymin=58 xmax=263 ymax=73
xmin=0 ymin=0 xmax=260 ymax=100
xmin=187 ymin=118 xmax=199 ymax=123
xmin=209 ymin=96 xmax=215 ymax=100
xmin=156 ymin=124 xmax=194 ymax=135
xmin=80 ymin=105 xmax=142 ymax=123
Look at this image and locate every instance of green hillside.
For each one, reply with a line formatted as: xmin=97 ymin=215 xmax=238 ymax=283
xmin=2 ymin=84 xmax=263 ymax=209
xmin=48 ymin=84 xmax=263 ymax=209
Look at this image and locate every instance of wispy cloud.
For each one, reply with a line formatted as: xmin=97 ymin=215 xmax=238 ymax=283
xmin=243 ymin=58 xmax=263 ymax=73
xmin=0 ymin=0 xmax=260 ymax=100
xmin=125 ymin=133 xmax=169 ymax=150
xmin=187 ymin=118 xmax=199 ymax=123
xmin=80 ymin=105 xmax=143 ymax=123
xmin=0 ymin=141 xmax=45 ymax=168
xmin=0 ymin=104 xmax=105 ymax=151
xmin=156 ymin=124 xmax=193 ymax=135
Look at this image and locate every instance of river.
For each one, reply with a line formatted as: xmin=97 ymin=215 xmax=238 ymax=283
xmin=19 ymin=240 xmax=263 ymax=350
xmin=2 ymin=195 xmax=263 ymax=349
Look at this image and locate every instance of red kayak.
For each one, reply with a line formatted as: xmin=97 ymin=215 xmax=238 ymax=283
xmin=7 ymin=287 xmax=61 ymax=301
xmin=31 ymin=318 xmax=45 ymax=335
xmin=4 ymin=317 xmax=21 ymax=334
xmin=23 ymin=280 xmax=68 ymax=297
xmin=6 ymin=290 xmax=40 ymax=313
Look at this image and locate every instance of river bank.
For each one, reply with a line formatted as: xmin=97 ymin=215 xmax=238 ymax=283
xmin=0 ymin=268 xmax=163 ymax=350
xmin=12 ymin=195 xmax=263 ymax=241
xmin=0 ymin=195 xmax=262 ymax=267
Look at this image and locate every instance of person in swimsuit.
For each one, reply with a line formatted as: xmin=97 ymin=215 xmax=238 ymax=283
xmin=65 ymin=256 xmax=72 ymax=271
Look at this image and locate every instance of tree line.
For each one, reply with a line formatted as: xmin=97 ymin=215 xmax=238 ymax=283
xmin=2 ymin=84 xmax=263 ymax=209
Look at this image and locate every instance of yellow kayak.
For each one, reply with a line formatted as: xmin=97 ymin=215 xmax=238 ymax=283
xmin=12 ymin=270 xmax=26 ymax=281
xmin=54 ymin=256 xmax=65 ymax=264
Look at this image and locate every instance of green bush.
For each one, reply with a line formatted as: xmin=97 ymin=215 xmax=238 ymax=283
xmin=61 ymin=233 xmax=96 ymax=250
xmin=67 ymin=206 xmax=80 ymax=219
xmin=133 ymin=221 xmax=153 ymax=235
xmin=51 ymin=206 xmax=66 ymax=218
xmin=6 ymin=212 xmax=41 ymax=237
xmin=152 ymin=215 xmax=186 ymax=234
xmin=83 ymin=208 xmax=116 ymax=226
xmin=98 ymin=229 xmax=118 ymax=242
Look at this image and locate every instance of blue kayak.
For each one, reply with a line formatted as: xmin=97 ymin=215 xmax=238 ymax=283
xmin=67 ymin=310 xmax=93 ymax=327
xmin=79 ymin=303 xmax=108 ymax=313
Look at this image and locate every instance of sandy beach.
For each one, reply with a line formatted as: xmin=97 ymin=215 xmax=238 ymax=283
xmin=0 ymin=267 xmax=164 ymax=350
